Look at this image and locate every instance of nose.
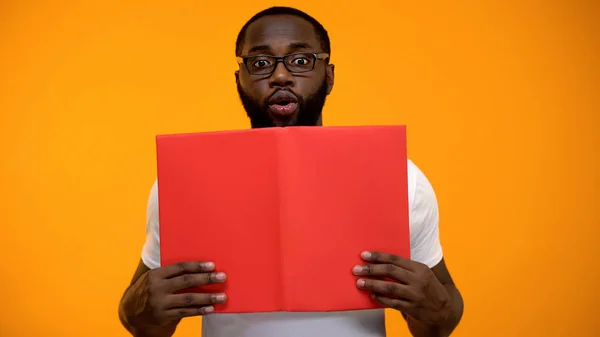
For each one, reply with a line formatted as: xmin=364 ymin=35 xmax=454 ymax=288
xmin=269 ymin=61 xmax=295 ymax=88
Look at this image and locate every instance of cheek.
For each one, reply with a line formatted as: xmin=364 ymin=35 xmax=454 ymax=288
xmin=241 ymin=77 xmax=270 ymax=102
xmin=295 ymin=75 xmax=326 ymax=97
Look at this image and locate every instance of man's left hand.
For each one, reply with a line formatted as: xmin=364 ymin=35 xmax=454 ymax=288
xmin=353 ymin=251 xmax=452 ymax=326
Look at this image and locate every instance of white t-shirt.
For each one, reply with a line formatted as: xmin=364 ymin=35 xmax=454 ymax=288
xmin=141 ymin=159 xmax=443 ymax=337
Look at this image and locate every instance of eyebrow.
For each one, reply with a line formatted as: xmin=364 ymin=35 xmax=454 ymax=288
xmin=247 ymin=42 xmax=313 ymax=54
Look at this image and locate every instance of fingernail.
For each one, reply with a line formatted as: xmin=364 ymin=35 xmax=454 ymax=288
xmin=352 ymin=265 xmax=364 ymax=274
xmin=204 ymin=306 xmax=214 ymax=313
xmin=215 ymin=272 xmax=227 ymax=281
xmin=357 ymin=279 xmax=366 ymax=288
xmin=215 ymin=294 xmax=227 ymax=302
xmin=361 ymin=251 xmax=372 ymax=260
xmin=203 ymin=262 xmax=215 ymax=270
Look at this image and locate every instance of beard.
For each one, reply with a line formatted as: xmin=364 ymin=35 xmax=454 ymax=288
xmin=237 ymin=80 xmax=329 ymax=128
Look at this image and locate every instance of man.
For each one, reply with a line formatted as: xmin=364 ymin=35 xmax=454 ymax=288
xmin=118 ymin=6 xmax=464 ymax=337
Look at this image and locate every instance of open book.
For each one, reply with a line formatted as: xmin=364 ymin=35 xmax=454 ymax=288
xmin=156 ymin=125 xmax=410 ymax=313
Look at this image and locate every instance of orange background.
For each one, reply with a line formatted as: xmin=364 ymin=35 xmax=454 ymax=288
xmin=1 ymin=1 xmax=598 ymax=336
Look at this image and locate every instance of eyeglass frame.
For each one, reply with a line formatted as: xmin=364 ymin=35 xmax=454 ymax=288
xmin=236 ymin=52 xmax=330 ymax=75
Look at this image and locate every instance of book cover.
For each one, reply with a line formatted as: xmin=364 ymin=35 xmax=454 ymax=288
xmin=156 ymin=125 xmax=410 ymax=313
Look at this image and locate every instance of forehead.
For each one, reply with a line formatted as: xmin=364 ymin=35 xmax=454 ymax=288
xmin=242 ymin=14 xmax=320 ymax=55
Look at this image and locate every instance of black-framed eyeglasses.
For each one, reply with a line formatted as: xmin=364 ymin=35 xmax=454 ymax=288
xmin=236 ymin=52 xmax=329 ymax=75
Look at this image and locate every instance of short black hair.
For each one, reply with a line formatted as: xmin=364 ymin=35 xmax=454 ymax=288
xmin=235 ymin=6 xmax=331 ymax=57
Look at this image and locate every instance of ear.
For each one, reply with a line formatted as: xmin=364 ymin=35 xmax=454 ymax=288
xmin=326 ymin=64 xmax=335 ymax=95
xmin=235 ymin=70 xmax=240 ymax=85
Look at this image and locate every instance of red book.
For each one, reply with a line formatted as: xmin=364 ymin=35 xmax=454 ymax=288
xmin=156 ymin=125 xmax=410 ymax=313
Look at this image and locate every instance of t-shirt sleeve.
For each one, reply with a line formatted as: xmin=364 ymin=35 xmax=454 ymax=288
xmin=409 ymin=163 xmax=444 ymax=268
xmin=141 ymin=180 xmax=161 ymax=269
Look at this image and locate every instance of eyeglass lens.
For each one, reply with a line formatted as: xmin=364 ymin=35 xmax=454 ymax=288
xmin=245 ymin=53 xmax=315 ymax=74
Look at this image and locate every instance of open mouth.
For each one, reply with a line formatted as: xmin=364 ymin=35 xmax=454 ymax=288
xmin=268 ymin=92 xmax=299 ymax=117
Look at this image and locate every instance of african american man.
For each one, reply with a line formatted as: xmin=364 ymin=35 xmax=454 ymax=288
xmin=118 ymin=6 xmax=464 ymax=337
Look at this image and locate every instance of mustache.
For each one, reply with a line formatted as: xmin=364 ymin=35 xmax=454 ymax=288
xmin=265 ymin=88 xmax=300 ymax=103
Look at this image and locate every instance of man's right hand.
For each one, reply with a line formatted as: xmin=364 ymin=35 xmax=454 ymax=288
xmin=120 ymin=261 xmax=227 ymax=336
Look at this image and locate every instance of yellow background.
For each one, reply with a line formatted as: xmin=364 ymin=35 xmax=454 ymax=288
xmin=1 ymin=1 xmax=598 ymax=336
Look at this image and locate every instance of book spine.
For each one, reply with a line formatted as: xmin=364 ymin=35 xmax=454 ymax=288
xmin=275 ymin=128 xmax=289 ymax=312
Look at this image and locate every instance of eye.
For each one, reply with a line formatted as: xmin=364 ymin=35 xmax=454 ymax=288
xmin=291 ymin=56 xmax=310 ymax=66
xmin=252 ymin=58 xmax=272 ymax=68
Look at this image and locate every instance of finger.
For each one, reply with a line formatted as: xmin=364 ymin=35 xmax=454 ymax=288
xmin=370 ymin=293 xmax=414 ymax=313
xmin=165 ymin=293 xmax=227 ymax=309
xmin=361 ymin=251 xmax=415 ymax=271
xmin=352 ymin=264 xmax=412 ymax=283
xmin=159 ymin=261 xmax=216 ymax=279
xmin=164 ymin=305 xmax=215 ymax=319
xmin=356 ymin=278 xmax=413 ymax=300
xmin=168 ymin=272 xmax=227 ymax=292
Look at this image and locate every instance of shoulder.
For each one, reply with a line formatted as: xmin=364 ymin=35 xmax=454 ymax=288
xmin=145 ymin=179 xmax=159 ymax=232
xmin=406 ymin=159 xmax=444 ymax=268
xmin=147 ymin=179 xmax=159 ymax=215
xmin=141 ymin=179 xmax=161 ymax=269
xmin=407 ymin=159 xmax=437 ymax=214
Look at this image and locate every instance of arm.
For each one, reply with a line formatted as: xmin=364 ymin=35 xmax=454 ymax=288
xmin=354 ymin=161 xmax=463 ymax=336
xmin=119 ymin=260 xmax=151 ymax=334
xmin=118 ymin=260 xmax=179 ymax=337
xmin=119 ymin=181 xmax=175 ymax=337
xmin=404 ymin=259 xmax=464 ymax=337
xmin=118 ymin=181 xmax=227 ymax=337
xmin=403 ymin=161 xmax=463 ymax=336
